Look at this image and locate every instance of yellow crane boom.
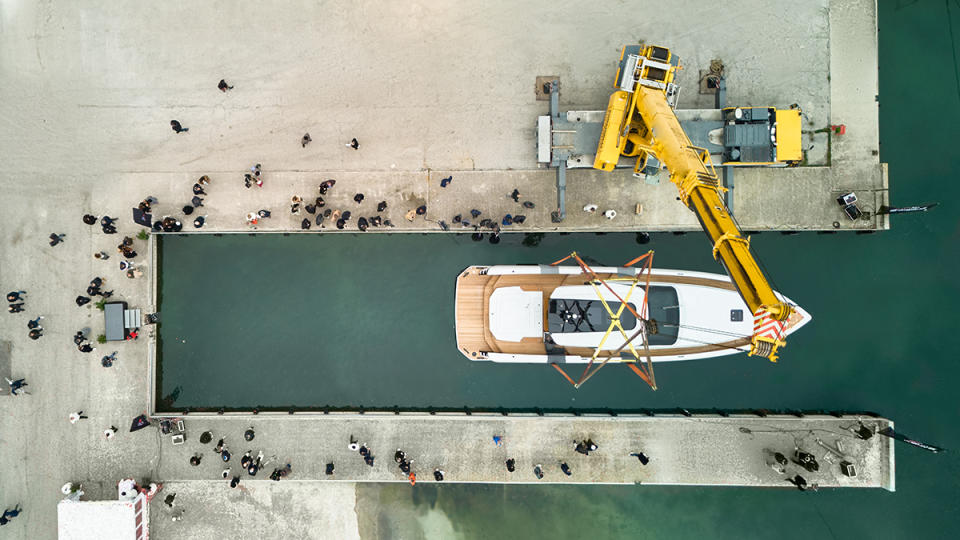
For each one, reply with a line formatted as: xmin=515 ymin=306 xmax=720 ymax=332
xmin=594 ymin=44 xmax=793 ymax=361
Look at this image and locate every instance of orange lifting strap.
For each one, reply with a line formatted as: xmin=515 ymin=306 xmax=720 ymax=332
xmin=547 ymin=251 xmax=658 ymax=390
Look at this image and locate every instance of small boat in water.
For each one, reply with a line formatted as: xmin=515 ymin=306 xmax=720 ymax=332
xmin=455 ymin=261 xmax=810 ymax=366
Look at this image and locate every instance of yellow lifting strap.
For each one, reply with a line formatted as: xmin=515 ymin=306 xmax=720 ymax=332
xmin=712 ymin=232 xmax=750 ymax=260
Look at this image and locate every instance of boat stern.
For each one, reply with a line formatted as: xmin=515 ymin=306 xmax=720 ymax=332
xmin=455 ymin=266 xmax=493 ymax=361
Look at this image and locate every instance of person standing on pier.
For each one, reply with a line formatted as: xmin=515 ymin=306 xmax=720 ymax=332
xmin=793 ymin=449 xmax=819 ymax=472
xmin=764 ymin=450 xmax=786 ymax=474
xmin=0 ymin=505 xmax=22 ymax=526
xmin=318 ymin=179 xmax=336 ymax=194
xmin=560 ymin=463 xmax=572 ymax=476
xmin=170 ymin=120 xmax=188 ymax=133
xmin=533 ymin=464 xmax=544 ymax=480
xmin=5 ymin=378 xmax=28 ymax=396
xmin=786 ymin=474 xmax=809 ymax=491
xmin=574 ymin=439 xmax=598 ymax=455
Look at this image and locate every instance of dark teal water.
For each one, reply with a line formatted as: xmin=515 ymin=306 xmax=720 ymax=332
xmin=159 ymin=231 xmax=825 ymax=411
xmin=160 ymin=2 xmax=960 ymax=537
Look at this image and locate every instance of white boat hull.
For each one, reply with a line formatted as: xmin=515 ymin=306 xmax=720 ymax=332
xmin=455 ymin=264 xmax=811 ymax=364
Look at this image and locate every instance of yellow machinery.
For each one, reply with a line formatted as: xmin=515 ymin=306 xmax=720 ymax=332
xmin=719 ymin=106 xmax=803 ymax=166
xmin=593 ymin=44 xmax=794 ymax=361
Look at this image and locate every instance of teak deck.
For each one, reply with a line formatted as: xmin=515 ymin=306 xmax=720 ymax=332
xmin=454 ymin=266 xmax=752 ymax=361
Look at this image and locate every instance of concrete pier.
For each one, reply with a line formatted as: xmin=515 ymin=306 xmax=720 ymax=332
xmin=145 ymin=414 xmax=893 ymax=490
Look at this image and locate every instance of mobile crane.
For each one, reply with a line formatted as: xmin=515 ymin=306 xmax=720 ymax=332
xmin=593 ymin=44 xmax=796 ymax=360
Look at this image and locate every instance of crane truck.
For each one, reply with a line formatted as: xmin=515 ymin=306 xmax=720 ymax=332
xmin=593 ymin=44 xmax=799 ymax=361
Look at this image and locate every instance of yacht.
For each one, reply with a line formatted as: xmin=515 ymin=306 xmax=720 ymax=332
xmin=455 ymin=264 xmax=810 ymax=364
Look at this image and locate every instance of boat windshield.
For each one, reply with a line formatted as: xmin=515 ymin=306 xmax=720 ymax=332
xmin=547 ymin=286 xmax=679 ymax=346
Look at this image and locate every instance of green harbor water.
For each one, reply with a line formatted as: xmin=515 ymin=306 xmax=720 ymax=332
xmin=159 ymin=2 xmax=960 ymax=537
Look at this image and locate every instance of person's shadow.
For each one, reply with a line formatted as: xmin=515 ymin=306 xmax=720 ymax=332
xmin=411 ymin=484 xmax=439 ymax=509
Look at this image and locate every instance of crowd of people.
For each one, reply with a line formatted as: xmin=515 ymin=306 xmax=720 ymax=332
xmin=766 ymin=447 xmax=821 ymax=492
xmin=185 ymin=428 xmax=293 ymax=492
xmin=166 ymin=116 xmax=550 ymax=238
xmin=1 ymin=162 xmax=160 ymax=530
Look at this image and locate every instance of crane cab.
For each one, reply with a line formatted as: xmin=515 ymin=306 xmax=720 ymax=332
xmin=719 ymin=106 xmax=802 ymax=166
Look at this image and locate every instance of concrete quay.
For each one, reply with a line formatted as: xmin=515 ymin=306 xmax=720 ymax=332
xmin=0 ymin=0 xmax=885 ymax=236
xmin=0 ymin=1 xmax=890 ymax=538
